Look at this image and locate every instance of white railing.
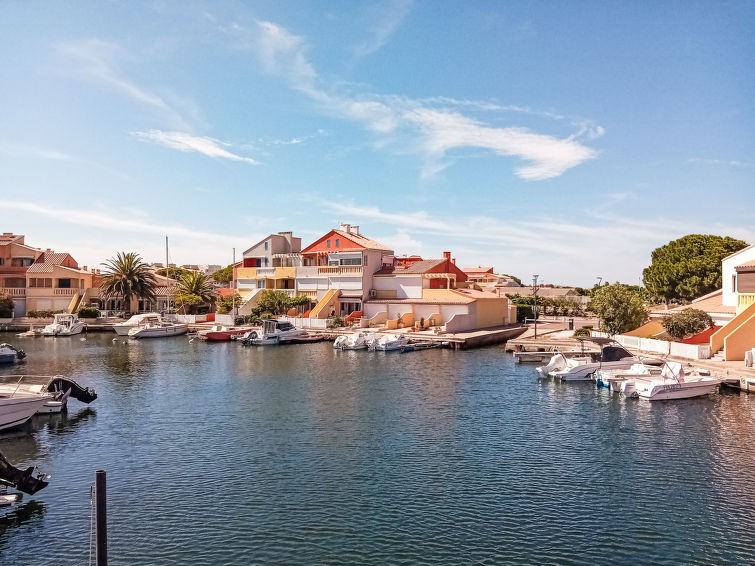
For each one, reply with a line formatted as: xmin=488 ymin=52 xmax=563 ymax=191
xmin=277 ymin=316 xmax=328 ymax=329
xmin=592 ymin=331 xmax=711 ymax=360
xmin=0 ymin=287 xmax=26 ymax=296
xmin=164 ymin=314 xmax=208 ymax=323
xmin=295 ymin=266 xmax=320 ymax=278
xmin=318 ymin=266 xmax=363 ymax=275
xmin=255 ymin=267 xmax=276 ymax=277
xmin=54 ymin=288 xmax=77 ymax=295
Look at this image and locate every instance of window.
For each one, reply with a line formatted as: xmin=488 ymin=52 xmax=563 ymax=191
xmin=0 ymin=258 xmax=3 ymax=265
xmin=733 ymin=274 xmax=737 ymax=293
xmin=335 ymin=239 xmax=339 ymax=248
xmin=340 ymin=258 xmax=361 ymax=266
xmin=264 ymin=257 xmax=269 ymax=266
xmin=264 ymin=241 xmax=268 ymax=250
xmin=327 ymin=239 xmax=331 ymax=248
xmin=3 ymin=277 xmax=25 ymax=288
xmin=58 ymin=278 xmax=72 ymax=288
xmin=29 ymin=278 xmax=52 ymax=288
xmin=11 ymin=258 xmax=34 ymax=267
xmin=364 ymin=255 xmax=368 ymax=267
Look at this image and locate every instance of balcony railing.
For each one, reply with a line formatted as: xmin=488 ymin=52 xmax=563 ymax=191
xmin=738 ymin=293 xmax=755 ymax=310
xmin=255 ymin=267 xmax=276 ymax=277
xmin=54 ymin=288 xmax=78 ymax=296
xmin=318 ymin=266 xmax=363 ymax=275
xmin=0 ymin=287 xmax=25 ymax=296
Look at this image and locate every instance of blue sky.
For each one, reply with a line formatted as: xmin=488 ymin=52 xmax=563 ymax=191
xmin=2 ymin=1 xmax=753 ymax=286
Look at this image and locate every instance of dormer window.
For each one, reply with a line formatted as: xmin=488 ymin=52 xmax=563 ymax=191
xmin=327 ymin=239 xmax=331 ymax=248
xmin=335 ymin=239 xmax=339 ymax=248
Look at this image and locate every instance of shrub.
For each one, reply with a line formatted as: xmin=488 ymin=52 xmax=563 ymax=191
xmin=216 ymin=293 xmax=241 ymax=315
xmin=27 ymin=309 xmax=66 ymax=318
xmin=77 ymin=306 xmax=100 ymax=318
xmin=0 ymin=292 xmax=13 ymax=318
xmin=327 ymin=315 xmax=345 ymax=329
xmin=572 ymin=327 xmax=591 ymax=337
xmin=661 ymin=308 xmax=713 ymax=340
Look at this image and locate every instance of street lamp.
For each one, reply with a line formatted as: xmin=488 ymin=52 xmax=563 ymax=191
xmin=532 ymin=274 xmax=540 ymax=338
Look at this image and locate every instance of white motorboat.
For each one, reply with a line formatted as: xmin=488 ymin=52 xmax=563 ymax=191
xmin=595 ymin=363 xmax=662 ymax=392
xmin=41 ymin=313 xmax=85 ymax=336
xmin=0 ymin=344 xmax=26 ymax=365
xmin=0 ymin=391 xmax=53 ymax=432
xmin=242 ymin=320 xmax=305 ymax=346
xmin=0 ymin=375 xmax=97 ymax=414
xmin=370 ymin=333 xmax=409 ymax=352
xmin=537 ymin=338 xmax=662 ymax=381
xmin=333 ymin=331 xmax=379 ymax=350
xmin=128 ymin=318 xmax=188 ymax=339
xmin=113 ymin=312 xmax=163 ymax=336
xmin=630 ymin=362 xmax=720 ymax=401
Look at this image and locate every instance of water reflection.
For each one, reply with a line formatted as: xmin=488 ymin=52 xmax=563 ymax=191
xmin=0 ymin=500 xmax=46 ymax=538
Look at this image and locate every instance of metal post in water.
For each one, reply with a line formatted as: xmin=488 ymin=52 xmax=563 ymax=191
xmin=95 ymin=470 xmax=107 ymax=566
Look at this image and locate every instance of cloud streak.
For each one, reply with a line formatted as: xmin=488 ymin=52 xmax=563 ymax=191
xmin=132 ymin=130 xmax=260 ymax=164
xmin=55 ymin=39 xmax=191 ymax=130
xmin=241 ymin=20 xmax=599 ymax=180
xmin=353 ymin=0 xmax=413 ymax=58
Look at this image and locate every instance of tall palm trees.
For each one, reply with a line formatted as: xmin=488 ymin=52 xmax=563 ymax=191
xmin=99 ymin=252 xmax=157 ymax=315
xmin=172 ymin=271 xmax=216 ymax=314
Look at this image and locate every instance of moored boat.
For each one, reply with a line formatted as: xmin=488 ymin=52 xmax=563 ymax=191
xmin=41 ymin=314 xmax=85 ymax=336
xmin=242 ymin=320 xmax=306 ymax=346
xmin=0 ymin=344 xmax=26 ymax=364
xmin=198 ymin=325 xmax=249 ymax=342
xmin=113 ymin=312 xmax=162 ymax=336
xmin=370 ymin=333 xmax=409 ymax=352
xmin=0 ymin=392 xmax=53 ymax=432
xmin=128 ymin=319 xmax=189 ymax=339
xmin=0 ymin=375 xmax=97 ymax=414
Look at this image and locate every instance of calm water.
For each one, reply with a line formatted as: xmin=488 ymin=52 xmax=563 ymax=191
xmin=0 ymin=332 xmax=753 ymax=565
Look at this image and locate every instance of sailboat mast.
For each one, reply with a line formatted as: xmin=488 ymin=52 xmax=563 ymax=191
xmin=166 ymin=236 xmax=170 ymax=314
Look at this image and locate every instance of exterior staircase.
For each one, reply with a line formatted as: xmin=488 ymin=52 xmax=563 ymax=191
xmin=309 ymin=289 xmax=340 ymax=319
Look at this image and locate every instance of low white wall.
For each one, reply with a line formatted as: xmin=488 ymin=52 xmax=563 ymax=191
xmin=214 ymin=314 xmax=235 ymax=325
xmin=278 ymin=316 xmax=328 ymax=329
xmin=445 ymin=313 xmax=474 ymax=333
xmin=592 ymin=331 xmax=711 ymax=360
xmin=165 ymin=314 xmax=208 ymax=323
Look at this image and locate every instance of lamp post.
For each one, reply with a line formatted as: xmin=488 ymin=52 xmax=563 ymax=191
xmin=596 ymin=276 xmax=602 ymax=330
xmin=532 ymin=274 xmax=540 ymax=338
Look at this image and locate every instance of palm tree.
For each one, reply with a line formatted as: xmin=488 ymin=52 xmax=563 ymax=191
xmin=99 ymin=252 xmax=157 ymax=315
xmin=172 ymin=271 xmax=216 ymax=314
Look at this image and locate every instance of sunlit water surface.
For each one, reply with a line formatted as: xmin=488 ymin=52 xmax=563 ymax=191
xmin=0 ymin=332 xmax=753 ymax=565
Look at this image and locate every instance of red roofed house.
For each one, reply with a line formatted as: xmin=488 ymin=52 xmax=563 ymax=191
xmin=363 ymin=252 xmax=516 ymax=331
xmin=0 ymin=233 xmax=44 ymax=316
xmin=297 ymin=224 xmax=394 ymax=318
xmin=25 ymin=249 xmax=96 ymax=314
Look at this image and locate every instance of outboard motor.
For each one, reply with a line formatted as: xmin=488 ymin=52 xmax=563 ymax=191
xmin=0 ymin=452 xmax=49 ymax=495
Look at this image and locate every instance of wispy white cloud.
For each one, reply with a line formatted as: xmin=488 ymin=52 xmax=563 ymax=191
xmin=353 ymin=0 xmax=413 ymax=58
xmin=54 ymin=39 xmax=192 ymax=130
xmin=688 ymin=157 xmax=755 ymax=168
xmin=132 ymin=130 xmax=260 ymax=164
xmin=319 ymin=200 xmax=754 ymax=284
xmin=239 ymin=20 xmax=599 ymax=180
xmin=0 ymin=143 xmax=72 ymax=161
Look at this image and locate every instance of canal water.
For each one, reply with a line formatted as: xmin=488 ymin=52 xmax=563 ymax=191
xmin=0 ymin=333 xmax=753 ymax=565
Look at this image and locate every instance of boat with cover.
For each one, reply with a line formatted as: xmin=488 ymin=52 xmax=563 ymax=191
xmin=0 ymin=344 xmax=26 ymax=364
xmin=113 ymin=312 xmax=163 ymax=336
xmin=623 ymin=362 xmax=720 ymax=401
xmin=536 ymin=337 xmax=663 ymax=381
xmin=41 ymin=313 xmax=85 ymax=336
xmin=333 ymin=331 xmax=379 ymax=350
xmin=0 ymin=375 xmax=97 ymax=414
xmin=128 ymin=317 xmax=188 ymax=339
xmin=241 ymin=320 xmax=306 ymax=346
xmin=370 ymin=333 xmax=409 ymax=352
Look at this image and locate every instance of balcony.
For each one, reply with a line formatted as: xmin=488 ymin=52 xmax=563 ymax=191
xmin=0 ymin=287 xmax=25 ymax=296
xmin=54 ymin=288 xmax=78 ymax=296
xmin=738 ymin=293 xmax=755 ymax=312
xmin=318 ymin=266 xmax=363 ymax=276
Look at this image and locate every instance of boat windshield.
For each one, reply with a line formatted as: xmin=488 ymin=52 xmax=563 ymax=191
xmin=600 ymin=346 xmax=634 ymax=362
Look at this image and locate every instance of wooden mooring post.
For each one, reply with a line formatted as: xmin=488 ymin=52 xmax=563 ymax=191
xmin=95 ymin=470 xmax=107 ymax=566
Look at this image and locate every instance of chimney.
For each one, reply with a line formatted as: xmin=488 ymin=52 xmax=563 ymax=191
xmin=443 ymin=251 xmax=451 ymax=262
xmin=351 ymin=225 xmax=359 ymax=235
xmin=83 ymin=266 xmax=87 ymax=271
xmin=340 ymin=223 xmax=351 ymax=234
xmin=452 ymin=258 xmax=456 ymax=265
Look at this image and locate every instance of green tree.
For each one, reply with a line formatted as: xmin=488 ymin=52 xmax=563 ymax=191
xmin=211 ymin=265 xmax=234 ymax=284
xmin=156 ymin=266 xmax=193 ymax=280
xmin=172 ymin=272 xmax=216 ymax=314
xmin=253 ymin=290 xmax=291 ymax=316
xmin=590 ymin=283 xmax=649 ymax=335
xmin=661 ymin=308 xmax=713 ymax=340
xmin=502 ymin=274 xmax=523 ymax=285
xmin=643 ymin=234 xmax=748 ymax=303
xmin=100 ymin=252 xmax=157 ymax=315
xmin=0 ymin=292 xmax=14 ymax=318
xmin=216 ymin=292 xmax=241 ymax=314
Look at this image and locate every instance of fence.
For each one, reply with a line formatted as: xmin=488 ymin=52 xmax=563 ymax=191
xmin=277 ymin=316 xmax=329 ymax=329
xmin=592 ymin=331 xmax=711 ymax=360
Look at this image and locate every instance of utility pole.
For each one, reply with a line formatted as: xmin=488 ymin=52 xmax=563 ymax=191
xmin=95 ymin=470 xmax=107 ymax=566
xmin=532 ymin=274 xmax=540 ymax=338
xmin=232 ymin=248 xmax=237 ymax=320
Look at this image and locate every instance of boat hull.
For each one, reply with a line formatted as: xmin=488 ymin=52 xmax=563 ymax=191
xmin=0 ymin=396 xmax=52 ymax=431
xmin=637 ymin=380 xmax=719 ymax=401
xmin=129 ymin=324 xmax=189 ymax=339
